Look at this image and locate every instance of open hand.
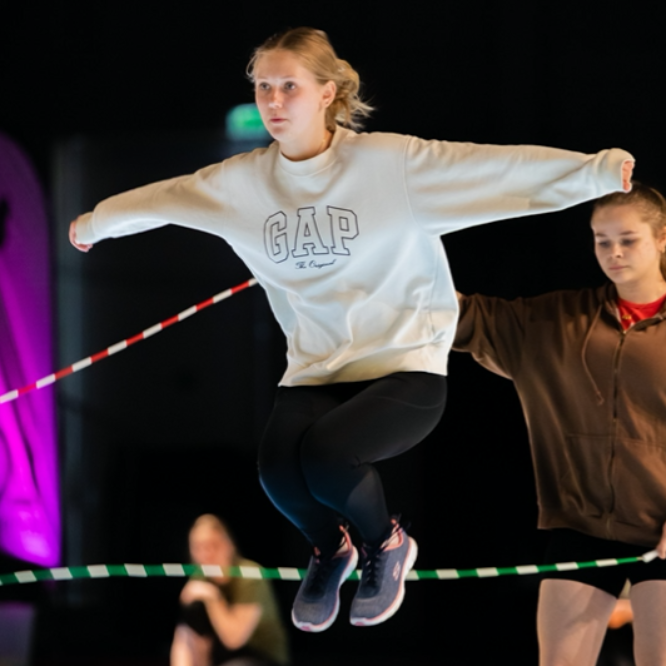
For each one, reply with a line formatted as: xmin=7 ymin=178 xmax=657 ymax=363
xmin=69 ymin=218 xmax=93 ymax=252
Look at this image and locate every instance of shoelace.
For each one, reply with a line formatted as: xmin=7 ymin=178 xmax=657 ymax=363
xmin=360 ymin=542 xmax=385 ymax=591
xmin=360 ymin=516 xmax=410 ymax=590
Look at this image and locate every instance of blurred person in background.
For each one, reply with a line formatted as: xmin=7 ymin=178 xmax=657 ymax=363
xmin=171 ymin=514 xmax=289 ymax=666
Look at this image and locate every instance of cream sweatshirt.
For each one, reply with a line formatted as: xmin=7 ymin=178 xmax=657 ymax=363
xmin=75 ymin=127 xmax=632 ymax=386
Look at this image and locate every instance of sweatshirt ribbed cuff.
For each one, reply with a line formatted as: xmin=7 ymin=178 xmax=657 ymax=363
xmin=74 ymin=212 xmax=97 ymax=244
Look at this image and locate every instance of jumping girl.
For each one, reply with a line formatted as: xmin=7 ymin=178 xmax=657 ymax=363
xmin=454 ymin=182 xmax=666 ymax=665
xmin=69 ymin=27 xmax=633 ymax=632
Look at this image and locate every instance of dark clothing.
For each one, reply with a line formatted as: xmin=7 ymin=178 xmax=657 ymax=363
xmin=454 ymin=284 xmax=666 ymax=547
xmin=258 ymin=372 xmax=447 ymax=553
xmin=181 ymin=601 xmax=280 ymax=666
xmin=179 ymin=562 xmax=289 ymax=666
xmin=542 ymin=529 xmax=666 ymax=597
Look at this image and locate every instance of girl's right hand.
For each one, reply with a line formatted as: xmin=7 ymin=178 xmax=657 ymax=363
xmin=69 ymin=218 xmax=93 ymax=252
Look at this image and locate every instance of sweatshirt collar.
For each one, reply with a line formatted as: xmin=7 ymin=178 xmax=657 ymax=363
xmin=599 ymin=282 xmax=666 ymax=324
xmin=276 ymin=126 xmax=349 ymax=176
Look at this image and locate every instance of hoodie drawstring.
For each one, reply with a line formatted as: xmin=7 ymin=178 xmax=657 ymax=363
xmin=581 ymin=301 xmax=605 ymax=406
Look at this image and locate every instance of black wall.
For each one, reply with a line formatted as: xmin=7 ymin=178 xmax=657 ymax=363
xmin=1 ymin=3 xmax=663 ymax=664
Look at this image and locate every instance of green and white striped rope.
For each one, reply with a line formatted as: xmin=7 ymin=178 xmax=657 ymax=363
xmin=1 ymin=550 xmax=659 ymax=586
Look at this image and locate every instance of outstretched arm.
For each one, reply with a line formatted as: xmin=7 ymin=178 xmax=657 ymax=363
xmin=454 ymin=292 xmax=530 ymax=380
xmin=405 ymin=137 xmax=634 ymax=235
xmin=68 ymin=162 xmax=228 ymax=250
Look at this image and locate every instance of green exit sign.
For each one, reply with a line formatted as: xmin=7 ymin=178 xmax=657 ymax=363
xmin=225 ymin=104 xmax=270 ymax=141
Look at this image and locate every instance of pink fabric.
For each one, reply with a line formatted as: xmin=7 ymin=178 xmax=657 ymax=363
xmin=0 ymin=132 xmax=60 ymax=565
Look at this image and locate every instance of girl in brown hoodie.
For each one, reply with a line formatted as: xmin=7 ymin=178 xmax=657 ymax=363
xmin=455 ymin=183 xmax=666 ymax=665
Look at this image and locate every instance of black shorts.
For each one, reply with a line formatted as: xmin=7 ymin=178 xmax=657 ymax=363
xmin=542 ymin=528 xmax=666 ymax=597
xmin=180 ymin=601 xmax=279 ymax=666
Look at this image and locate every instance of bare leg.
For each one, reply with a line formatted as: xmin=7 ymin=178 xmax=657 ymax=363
xmin=537 ymin=579 xmax=617 ymax=666
xmin=170 ymin=625 xmax=213 ymax=666
xmin=630 ymin=580 xmax=666 ymax=666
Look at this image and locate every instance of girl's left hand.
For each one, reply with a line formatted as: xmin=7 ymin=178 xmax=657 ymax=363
xmin=621 ymin=160 xmax=634 ymax=192
xmin=656 ymin=521 xmax=666 ymax=559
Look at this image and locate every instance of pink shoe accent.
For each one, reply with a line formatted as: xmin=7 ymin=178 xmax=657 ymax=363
xmin=350 ymin=535 xmax=418 ymax=627
xmin=292 ymin=525 xmax=359 ymax=633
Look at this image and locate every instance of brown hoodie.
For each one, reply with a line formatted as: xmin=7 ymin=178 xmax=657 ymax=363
xmin=454 ymin=284 xmax=666 ymax=547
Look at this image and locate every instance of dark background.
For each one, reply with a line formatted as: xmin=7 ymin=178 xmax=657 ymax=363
xmin=1 ymin=2 xmax=662 ymax=664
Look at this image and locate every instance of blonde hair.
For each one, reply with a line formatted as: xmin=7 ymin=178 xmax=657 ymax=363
xmin=191 ymin=514 xmax=232 ymax=542
xmin=189 ymin=514 xmax=240 ymax=564
xmin=593 ymin=182 xmax=666 ymax=279
xmin=247 ymin=27 xmax=373 ymax=131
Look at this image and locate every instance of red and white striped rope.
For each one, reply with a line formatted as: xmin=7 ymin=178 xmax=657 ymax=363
xmin=0 ymin=278 xmax=258 ymax=406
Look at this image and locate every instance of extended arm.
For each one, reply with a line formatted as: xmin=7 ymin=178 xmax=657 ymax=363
xmin=69 ymin=161 xmax=228 ymax=251
xmin=454 ymin=292 xmax=529 ymax=379
xmin=405 ymin=137 xmax=634 ymax=235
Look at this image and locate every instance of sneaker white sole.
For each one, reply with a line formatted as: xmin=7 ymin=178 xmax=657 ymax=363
xmin=349 ymin=537 xmax=418 ymax=627
xmin=292 ymin=547 xmax=359 ymax=632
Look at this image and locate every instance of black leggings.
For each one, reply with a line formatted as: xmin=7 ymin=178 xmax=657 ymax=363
xmin=258 ymin=372 xmax=447 ymax=554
